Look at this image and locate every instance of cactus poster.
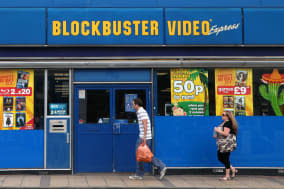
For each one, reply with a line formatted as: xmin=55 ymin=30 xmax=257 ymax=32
xmin=0 ymin=69 xmax=34 ymax=130
xmin=171 ymin=68 xmax=209 ymax=116
xmin=259 ymin=69 xmax=284 ymax=116
xmin=215 ymin=68 xmax=253 ymax=116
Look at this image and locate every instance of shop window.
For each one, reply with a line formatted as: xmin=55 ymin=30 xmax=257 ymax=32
xmin=115 ymin=89 xmax=145 ymax=123
xmin=0 ymin=69 xmax=43 ymax=130
xmin=253 ymin=68 xmax=284 ymax=116
xmin=79 ymin=90 xmax=110 ymax=124
xmin=156 ymin=67 xmax=284 ymax=116
xmin=48 ymin=69 xmax=69 ymax=116
xmin=156 ymin=68 xmax=215 ymax=116
xmin=156 ymin=69 xmax=171 ymax=116
xmin=34 ymin=70 xmax=44 ymax=129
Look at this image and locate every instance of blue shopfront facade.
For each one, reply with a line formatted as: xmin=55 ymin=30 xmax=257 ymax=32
xmin=0 ymin=0 xmax=283 ymax=174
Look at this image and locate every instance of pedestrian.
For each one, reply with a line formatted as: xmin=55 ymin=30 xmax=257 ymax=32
xmin=214 ymin=110 xmax=238 ymax=181
xmin=129 ymin=98 xmax=167 ymax=180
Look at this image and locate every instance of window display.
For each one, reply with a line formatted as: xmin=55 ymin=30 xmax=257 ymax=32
xmin=0 ymin=69 xmax=34 ymax=130
xmin=48 ymin=69 xmax=69 ymax=116
xmin=215 ymin=68 xmax=253 ymax=116
xmin=171 ymin=68 xmax=209 ymax=116
xmin=156 ymin=67 xmax=284 ymax=116
xmin=254 ymin=68 xmax=284 ymax=116
xmin=156 ymin=68 xmax=215 ymax=116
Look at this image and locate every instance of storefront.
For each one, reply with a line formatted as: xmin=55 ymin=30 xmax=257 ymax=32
xmin=0 ymin=1 xmax=283 ymax=174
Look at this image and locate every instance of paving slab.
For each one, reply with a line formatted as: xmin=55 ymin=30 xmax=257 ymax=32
xmin=86 ymin=175 xmax=107 ymax=187
xmin=49 ymin=175 xmax=69 ymax=188
xmin=21 ymin=175 xmax=41 ymax=188
xmin=68 ymin=175 xmax=88 ymax=188
xmin=2 ymin=175 xmax=23 ymax=188
xmin=166 ymin=175 xmax=189 ymax=188
xmin=143 ymin=176 xmax=165 ymax=188
xmin=104 ymin=175 xmax=126 ymax=187
xmin=0 ymin=176 xmax=6 ymax=187
xmin=40 ymin=175 xmax=51 ymax=188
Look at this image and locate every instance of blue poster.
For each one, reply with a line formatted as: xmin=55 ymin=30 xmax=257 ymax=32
xmin=49 ymin=103 xmax=67 ymax=115
xmin=125 ymin=94 xmax=137 ymax=112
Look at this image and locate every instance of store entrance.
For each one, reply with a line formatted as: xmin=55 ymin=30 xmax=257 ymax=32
xmin=74 ymin=85 xmax=151 ymax=173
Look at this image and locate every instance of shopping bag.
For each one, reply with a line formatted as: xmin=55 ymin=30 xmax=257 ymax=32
xmin=136 ymin=143 xmax=153 ymax=162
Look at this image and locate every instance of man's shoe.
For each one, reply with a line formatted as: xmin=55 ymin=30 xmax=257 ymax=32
xmin=160 ymin=167 xmax=167 ymax=180
xmin=129 ymin=175 xmax=143 ymax=180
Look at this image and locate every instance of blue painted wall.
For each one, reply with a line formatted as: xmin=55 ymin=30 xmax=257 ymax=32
xmin=74 ymin=69 xmax=151 ymax=82
xmin=244 ymin=8 xmax=284 ymax=45
xmin=0 ymin=0 xmax=277 ymax=8
xmin=154 ymin=116 xmax=284 ymax=167
xmin=262 ymin=0 xmax=284 ymax=7
xmin=0 ymin=8 xmax=45 ymax=45
xmin=0 ymin=130 xmax=44 ymax=168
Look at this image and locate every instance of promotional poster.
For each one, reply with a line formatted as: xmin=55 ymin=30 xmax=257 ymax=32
xmin=49 ymin=103 xmax=67 ymax=115
xmin=258 ymin=68 xmax=284 ymax=116
xmin=215 ymin=68 xmax=253 ymax=116
xmin=125 ymin=94 xmax=137 ymax=112
xmin=0 ymin=69 xmax=34 ymax=130
xmin=171 ymin=68 xmax=209 ymax=116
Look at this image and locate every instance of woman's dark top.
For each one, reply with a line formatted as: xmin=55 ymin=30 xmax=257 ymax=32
xmin=223 ymin=121 xmax=236 ymax=134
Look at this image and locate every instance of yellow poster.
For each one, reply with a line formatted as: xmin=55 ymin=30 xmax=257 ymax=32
xmin=171 ymin=68 xmax=209 ymax=116
xmin=0 ymin=69 xmax=34 ymax=130
xmin=215 ymin=68 xmax=253 ymax=116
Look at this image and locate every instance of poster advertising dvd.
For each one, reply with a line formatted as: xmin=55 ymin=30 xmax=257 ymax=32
xmin=215 ymin=68 xmax=253 ymax=116
xmin=16 ymin=97 xmax=26 ymax=111
xmin=235 ymin=96 xmax=246 ymax=115
xmin=125 ymin=94 xmax=137 ymax=112
xmin=16 ymin=71 xmax=30 ymax=89
xmin=0 ymin=69 xmax=34 ymax=130
xmin=223 ymin=96 xmax=234 ymax=109
xmin=235 ymin=70 xmax=248 ymax=87
xmin=3 ymin=97 xmax=13 ymax=112
xmin=16 ymin=113 xmax=26 ymax=127
xmin=3 ymin=113 xmax=13 ymax=128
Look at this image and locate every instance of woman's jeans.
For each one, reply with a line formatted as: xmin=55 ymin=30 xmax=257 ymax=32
xmin=136 ymin=138 xmax=166 ymax=177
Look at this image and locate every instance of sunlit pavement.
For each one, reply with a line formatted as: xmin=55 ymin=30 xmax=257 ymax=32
xmin=0 ymin=173 xmax=283 ymax=188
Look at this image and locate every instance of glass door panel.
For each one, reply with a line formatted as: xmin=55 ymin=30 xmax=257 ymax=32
xmin=115 ymin=89 xmax=146 ymax=123
xmin=79 ymin=89 xmax=110 ymax=124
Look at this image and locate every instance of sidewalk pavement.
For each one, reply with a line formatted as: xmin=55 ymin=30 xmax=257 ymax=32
xmin=0 ymin=173 xmax=283 ymax=188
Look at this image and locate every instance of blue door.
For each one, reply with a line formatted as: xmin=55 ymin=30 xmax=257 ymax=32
xmin=74 ymin=85 xmax=151 ymax=173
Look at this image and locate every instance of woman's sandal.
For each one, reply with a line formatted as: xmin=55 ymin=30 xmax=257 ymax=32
xmin=219 ymin=177 xmax=231 ymax=181
xmin=231 ymin=169 xmax=238 ymax=178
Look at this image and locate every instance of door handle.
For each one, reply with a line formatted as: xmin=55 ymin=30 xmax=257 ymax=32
xmin=66 ymin=133 xmax=70 ymax=144
xmin=113 ymin=123 xmax=120 ymax=135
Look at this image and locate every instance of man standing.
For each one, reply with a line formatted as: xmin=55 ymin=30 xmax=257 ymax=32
xmin=129 ymin=98 xmax=167 ymax=180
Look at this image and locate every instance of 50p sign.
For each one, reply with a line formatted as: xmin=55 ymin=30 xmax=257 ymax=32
xmin=171 ymin=68 xmax=209 ymax=116
xmin=173 ymin=80 xmax=204 ymax=100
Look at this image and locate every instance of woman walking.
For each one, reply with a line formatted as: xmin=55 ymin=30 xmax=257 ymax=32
xmin=214 ymin=111 xmax=238 ymax=181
